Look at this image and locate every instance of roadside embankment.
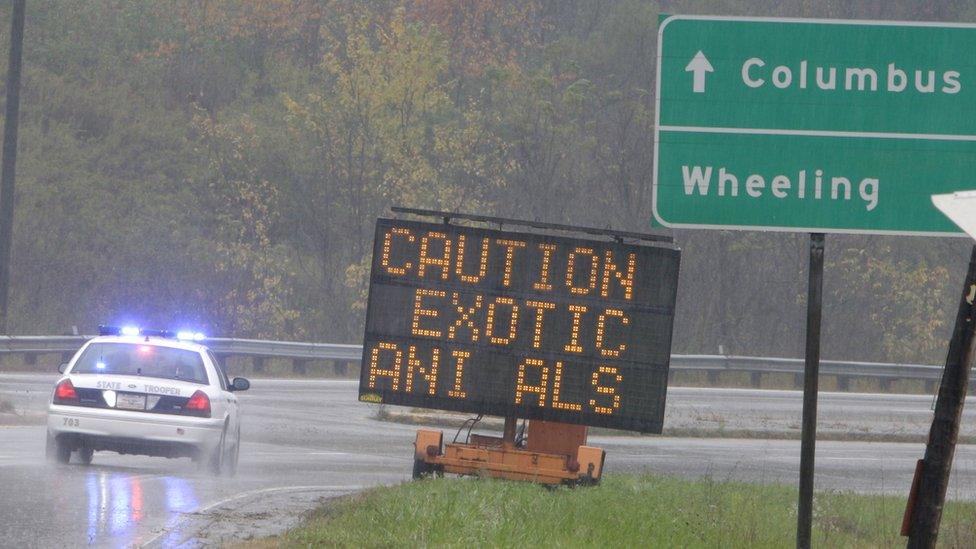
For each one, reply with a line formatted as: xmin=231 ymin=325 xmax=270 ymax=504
xmin=246 ymin=474 xmax=976 ymax=547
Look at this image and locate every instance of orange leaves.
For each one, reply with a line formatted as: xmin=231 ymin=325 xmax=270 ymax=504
xmin=409 ymin=0 xmax=541 ymax=77
xmin=175 ymin=0 xmax=327 ymax=43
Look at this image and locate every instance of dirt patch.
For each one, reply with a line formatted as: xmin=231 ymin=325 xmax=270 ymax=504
xmin=227 ymin=493 xmax=361 ymax=548
xmin=157 ymin=488 xmax=357 ymax=547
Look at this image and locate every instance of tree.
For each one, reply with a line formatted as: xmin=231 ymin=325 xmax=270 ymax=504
xmin=193 ymin=110 xmax=300 ymax=338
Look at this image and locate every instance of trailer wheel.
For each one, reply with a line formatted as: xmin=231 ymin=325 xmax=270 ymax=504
xmin=578 ymin=461 xmax=601 ymax=486
xmin=412 ymin=457 xmax=432 ymax=480
xmin=580 ymin=471 xmax=600 ymax=486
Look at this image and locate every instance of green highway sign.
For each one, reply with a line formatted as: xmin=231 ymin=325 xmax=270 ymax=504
xmin=653 ymin=15 xmax=976 ymax=235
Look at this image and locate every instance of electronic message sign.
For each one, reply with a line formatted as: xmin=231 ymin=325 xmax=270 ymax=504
xmin=359 ymin=218 xmax=680 ymax=433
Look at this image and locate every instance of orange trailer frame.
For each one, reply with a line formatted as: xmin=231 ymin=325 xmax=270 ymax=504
xmin=412 ymin=418 xmax=605 ymax=486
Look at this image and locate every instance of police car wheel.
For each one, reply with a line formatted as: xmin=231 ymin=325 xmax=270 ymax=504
xmin=77 ymin=447 xmax=94 ymax=465
xmin=208 ymin=427 xmax=227 ymax=476
xmin=45 ymin=431 xmax=55 ymax=462
xmin=51 ymin=435 xmax=71 ymax=464
xmin=224 ymin=425 xmax=240 ymax=478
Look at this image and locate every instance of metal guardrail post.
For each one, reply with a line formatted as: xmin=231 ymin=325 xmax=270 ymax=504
xmin=293 ymin=359 xmax=310 ymax=375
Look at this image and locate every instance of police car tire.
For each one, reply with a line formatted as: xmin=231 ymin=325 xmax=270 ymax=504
xmin=53 ymin=436 xmax=71 ymax=464
xmin=224 ymin=425 xmax=240 ymax=478
xmin=45 ymin=431 xmax=59 ymax=463
xmin=208 ymin=427 xmax=227 ymax=476
xmin=77 ymin=447 xmax=94 ymax=466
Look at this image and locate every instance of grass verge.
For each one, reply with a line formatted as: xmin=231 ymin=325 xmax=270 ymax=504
xmin=259 ymin=474 xmax=975 ymax=548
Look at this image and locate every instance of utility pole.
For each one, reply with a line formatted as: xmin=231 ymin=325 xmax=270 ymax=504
xmin=907 ymin=246 xmax=976 ymax=547
xmin=0 ymin=0 xmax=25 ymax=333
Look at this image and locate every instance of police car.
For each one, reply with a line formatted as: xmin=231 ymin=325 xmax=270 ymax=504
xmin=46 ymin=326 xmax=249 ymax=475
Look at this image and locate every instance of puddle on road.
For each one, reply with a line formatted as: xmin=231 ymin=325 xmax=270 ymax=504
xmin=83 ymin=470 xmax=199 ymax=547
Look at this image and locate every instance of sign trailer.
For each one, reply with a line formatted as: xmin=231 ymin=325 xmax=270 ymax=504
xmin=654 ymin=15 xmax=976 ymax=548
xmin=360 ymin=209 xmax=679 ymax=485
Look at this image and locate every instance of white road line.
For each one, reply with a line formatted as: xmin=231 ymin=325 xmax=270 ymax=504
xmin=885 ymin=409 xmax=935 ymax=414
xmin=247 ymin=451 xmax=352 ymax=458
xmin=819 ymin=457 xmax=894 ymax=462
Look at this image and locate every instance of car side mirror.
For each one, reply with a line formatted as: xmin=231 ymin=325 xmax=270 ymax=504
xmin=231 ymin=377 xmax=250 ymax=392
xmin=58 ymin=363 xmax=68 ymax=374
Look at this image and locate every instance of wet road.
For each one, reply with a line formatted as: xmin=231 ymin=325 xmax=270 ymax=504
xmin=1 ymin=376 xmax=413 ymax=547
xmin=2 ymin=374 xmax=976 ymax=547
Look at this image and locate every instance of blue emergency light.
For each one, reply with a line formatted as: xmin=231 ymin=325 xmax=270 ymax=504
xmin=98 ymin=325 xmax=207 ymax=341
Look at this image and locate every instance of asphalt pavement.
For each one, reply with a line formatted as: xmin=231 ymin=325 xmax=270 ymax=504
xmin=2 ymin=373 xmax=975 ymax=547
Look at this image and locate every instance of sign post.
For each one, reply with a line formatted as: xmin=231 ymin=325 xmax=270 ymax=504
xmin=797 ymin=233 xmax=824 ymax=548
xmin=654 ymin=15 xmax=976 ymax=547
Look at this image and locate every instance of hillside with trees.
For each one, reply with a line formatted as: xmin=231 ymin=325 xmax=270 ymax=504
xmin=0 ymin=0 xmax=973 ymax=365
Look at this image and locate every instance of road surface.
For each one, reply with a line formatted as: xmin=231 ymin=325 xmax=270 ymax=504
xmin=1 ymin=373 xmax=975 ymax=547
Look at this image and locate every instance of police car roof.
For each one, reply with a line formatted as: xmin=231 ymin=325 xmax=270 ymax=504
xmin=86 ymin=334 xmax=209 ymax=353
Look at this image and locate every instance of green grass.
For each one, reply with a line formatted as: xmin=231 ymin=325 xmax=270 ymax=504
xmin=271 ymin=474 xmax=976 ymax=548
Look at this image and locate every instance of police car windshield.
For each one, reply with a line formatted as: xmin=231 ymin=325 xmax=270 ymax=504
xmin=72 ymin=342 xmax=208 ymax=384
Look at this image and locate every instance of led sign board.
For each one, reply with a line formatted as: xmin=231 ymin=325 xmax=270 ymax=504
xmin=359 ymin=218 xmax=680 ymax=433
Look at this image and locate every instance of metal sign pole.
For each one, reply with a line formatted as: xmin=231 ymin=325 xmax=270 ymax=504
xmin=907 ymin=245 xmax=976 ymax=548
xmin=797 ymin=232 xmax=824 ymax=549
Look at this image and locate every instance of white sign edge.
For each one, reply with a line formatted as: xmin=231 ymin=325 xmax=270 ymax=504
xmin=656 ymin=14 xmax=976 ymax=30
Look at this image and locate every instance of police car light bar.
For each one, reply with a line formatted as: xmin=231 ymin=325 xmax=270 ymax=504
xmin=98 ymin=325 xmax=206 ymax=341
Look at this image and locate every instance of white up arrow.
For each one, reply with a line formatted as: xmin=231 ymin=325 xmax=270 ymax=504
xmin=685 ymin=51 xmax=713 ymax=93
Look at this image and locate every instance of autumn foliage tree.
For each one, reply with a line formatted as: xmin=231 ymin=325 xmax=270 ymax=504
xmin=0 ymin=0 xmax=969 ymax=364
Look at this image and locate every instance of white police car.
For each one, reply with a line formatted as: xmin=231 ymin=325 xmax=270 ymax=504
xmin=46 ymin=326 xmax=249 ymax=476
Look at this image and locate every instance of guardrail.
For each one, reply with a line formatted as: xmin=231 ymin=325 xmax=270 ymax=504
xmin=0 ymin=335 xmax=364 ymax=375
xmin=0 ymin=335 xmax=946 ymax=390
xmin=669 ymin=355 xmax=945 ymax=391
